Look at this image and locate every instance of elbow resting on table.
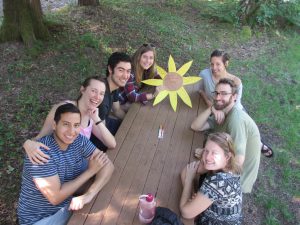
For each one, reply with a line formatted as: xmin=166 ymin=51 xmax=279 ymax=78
xmin=107 ymin=139 xmax=117 ymax=149
xmin=180 ymin=206 xmax=196 ymax=219
xmin=191 ymin=123 xmax=203 ymax=132
xmin=191 ymin=123 xmax=198 ymax=131
xmin=46 ymin=195 xmax=65 ymax=206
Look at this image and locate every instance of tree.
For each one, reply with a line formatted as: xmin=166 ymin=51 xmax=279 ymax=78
xmin=0 ymin=0 xmax=49 ymax=46
xmin=238 ymin=0 xmax=300 ymax=27
xmin=78 ymin=0 xmax=99 ymax=6
xmin=238 ymin=0 xmax=261 ymax=25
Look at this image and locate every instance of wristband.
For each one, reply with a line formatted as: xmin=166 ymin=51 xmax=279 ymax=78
xmin=95 ymin=120 xmax=103 ymax=125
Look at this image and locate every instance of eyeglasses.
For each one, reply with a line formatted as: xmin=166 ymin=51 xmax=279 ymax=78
xmin=143 ymin=43 xmax=155 ymax=48
xmin=212 ymin=91 xmax=232 ymax=97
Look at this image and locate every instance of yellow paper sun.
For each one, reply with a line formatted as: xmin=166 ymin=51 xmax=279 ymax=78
xmin=142 ymin=55 xmax=201 ymax=111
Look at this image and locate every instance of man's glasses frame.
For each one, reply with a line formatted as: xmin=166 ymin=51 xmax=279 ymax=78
xmin=211 ymin=91 xmax=232 ymax=97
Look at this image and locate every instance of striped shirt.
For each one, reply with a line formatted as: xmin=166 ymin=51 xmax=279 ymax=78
xmin=17 ymin=134 xmax=95 ymax=225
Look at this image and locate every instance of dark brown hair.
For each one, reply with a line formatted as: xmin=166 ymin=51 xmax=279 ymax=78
xmin=54 ymin=103 xmax=81 ymax=123
xmin=106 ymin=52 xmax=131 ymax=77
xmin=210 ymin=49 xmax=230 ymax=66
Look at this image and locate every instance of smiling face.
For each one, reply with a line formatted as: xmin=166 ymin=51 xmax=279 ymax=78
xmin=53 ymin=112 xmax=81 ymax=150
xmin=202 ymin=140 xmax=229 ymax=171
xmin=210 ymin=56 xmax=228 ymax=77
xmin=80 ymin=79 xmax=105 ymax=110
xmin=109 ymin=61 xmax=131 ymax=88
xmin=213 ymin=83 xmax=236 ymax=110
xmin=139 ymin=50 xmax=155 ymax=70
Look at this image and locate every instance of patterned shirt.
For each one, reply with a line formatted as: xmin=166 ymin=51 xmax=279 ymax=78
xmin=118 ymin=72 xmax=148 ymax=105
xmin=196 ymin=172 xmax=242 ymax=225
xmin=17 ymin=134 xmax=95 ymax=225
xmin=207 ymin=106 xmax=261 ymax=193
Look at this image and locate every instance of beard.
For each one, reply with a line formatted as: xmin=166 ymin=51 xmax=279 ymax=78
xmin=214 ymin=96 xmax=234 ymax=110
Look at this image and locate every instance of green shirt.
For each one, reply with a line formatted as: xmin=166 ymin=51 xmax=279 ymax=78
xmin=208 ymin=106 xmax=261 ymax=193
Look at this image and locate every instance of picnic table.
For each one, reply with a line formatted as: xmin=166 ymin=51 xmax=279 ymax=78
xmin=68 ymin=84 xmax=205 ymax=225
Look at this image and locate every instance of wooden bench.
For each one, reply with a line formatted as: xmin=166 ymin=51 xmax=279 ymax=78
xmin=68 ymin=84 xmax=205 ymax=225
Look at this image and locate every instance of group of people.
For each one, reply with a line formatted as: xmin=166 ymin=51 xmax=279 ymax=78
xmin=180 ymin=50 xmax=273 ymax=224
xmin=17 ymin=45 xmax=272 ymax=225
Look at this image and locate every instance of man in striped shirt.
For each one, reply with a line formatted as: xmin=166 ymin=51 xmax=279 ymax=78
xmin=17 ymin=103 xmax=114 ymax=225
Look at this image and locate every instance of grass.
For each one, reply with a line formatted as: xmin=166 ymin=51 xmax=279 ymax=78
xmin=0 ymin=1 xmax=299 ymax=224
xmin=233 ymin=33 xmax=300 ymax=223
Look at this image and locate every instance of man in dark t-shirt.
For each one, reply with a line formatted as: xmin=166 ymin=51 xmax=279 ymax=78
xmin=90 ymin=52 xmax=131 ymax=150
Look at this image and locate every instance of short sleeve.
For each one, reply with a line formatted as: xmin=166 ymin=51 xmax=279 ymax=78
xmin=112 ymin=90 xmax=119 ymax=102
xmin=80 ymin=135 xmax=96 ymax=158
xmin=27 ymin=149 xmax=57 ymax=178
xmin=236 ymin=84 xmax=243 ymax=103
xmin=207 ymin=116 xmax=216 ymax=130
xmin=198 ymin=79 xmax=204 ymax=92
xmin=98 ymin=102 xmax=109 ymax=120
xmin=227 ymin=113 xmax=247 ymax=156
xmin=235 ymin=83 xmax=244 ymax=110
xmin=199 ymin=173 xmax=225 ymax=202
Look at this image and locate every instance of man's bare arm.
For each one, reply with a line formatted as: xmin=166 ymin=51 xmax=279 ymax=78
xmin=191 ymin=107 xmax=212 ymax=131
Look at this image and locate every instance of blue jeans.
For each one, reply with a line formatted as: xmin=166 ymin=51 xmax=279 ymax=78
xmin=33 ymin=206 xmax=72 ymax=225
xmin=90 ymin=117 xmax=121 ymax=152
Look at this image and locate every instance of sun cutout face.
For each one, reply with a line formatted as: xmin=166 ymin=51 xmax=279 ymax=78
xmin=163 ymin=72 xmax=183 ymax=91
xmin=142 ymin=55 xmax=201 ymax=111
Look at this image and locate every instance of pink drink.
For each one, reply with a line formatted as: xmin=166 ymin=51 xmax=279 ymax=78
xmin=139 ymin=194 xmax=156 ymax=223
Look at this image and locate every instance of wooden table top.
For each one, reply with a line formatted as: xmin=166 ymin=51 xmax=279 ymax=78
xmin=68 ymin=84 xmax=205 ymax=225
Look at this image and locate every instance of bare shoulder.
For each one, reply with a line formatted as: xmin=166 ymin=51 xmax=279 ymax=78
xmin=228 ymin=73 xmax=241 ymax=86
xmin=62 ymin=100 xmax=76 ymax=105
xmin=51 ymin=100 xmax=76 ymax=111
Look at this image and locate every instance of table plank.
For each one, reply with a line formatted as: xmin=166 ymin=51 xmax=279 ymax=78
xmin=68 ymin=83 xmax=205 ymax=225
xmin=67 ymin=104 xmax=142 ymax=225
xmin=119 ymin=103 xmax=172 ymax=224
xmin=101 ymin=103 xmax=162 ymax=225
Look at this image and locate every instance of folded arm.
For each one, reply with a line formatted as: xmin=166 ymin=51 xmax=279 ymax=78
xmin=191 ymin=106 xmax=212 ymax=131
xmin=180 ymin=161 xmax=212 ymax=219
xmin=33 ymin=149 xmax=109 ymax=206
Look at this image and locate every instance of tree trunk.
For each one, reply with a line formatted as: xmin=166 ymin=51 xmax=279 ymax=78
xmin=238 ymin=0 xmax=261 ymax=25
xmin=78 ymin=0 xmax=99 ymax=6
xmin=0 ymin=0 xmax=49 ymax=46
